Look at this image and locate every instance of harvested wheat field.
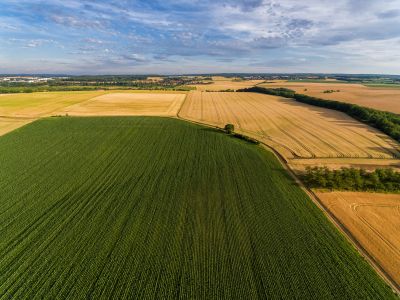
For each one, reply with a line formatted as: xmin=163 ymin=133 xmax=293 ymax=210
xmin=0 ymin=91 xmax=108 ymax=118
xmin=316 ymin=191 xmax=400 ymax=288
xmin=180 ymin=91 xmax=400 ymax=160
xmin=0 ymin=117 xmax=33 ymax=136
xmin=0 ymin=91 xmax=111 ymax=136
xmin=261 ymin=81 xmax=400 ymax=114
xmin=190 ymin=77 xmax=264 ymax=91
xmin=60 ymin=93 xmax=186 ymax=116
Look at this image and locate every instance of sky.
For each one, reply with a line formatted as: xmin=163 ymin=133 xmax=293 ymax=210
xmin=0 ymin=0 xmax=400 ymax=75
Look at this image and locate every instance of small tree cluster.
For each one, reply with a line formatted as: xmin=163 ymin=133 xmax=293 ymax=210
xmin=301 ymin=167 xmax=400 ymax=192
xmin=224 ymin=124 xmax=235 ymax=134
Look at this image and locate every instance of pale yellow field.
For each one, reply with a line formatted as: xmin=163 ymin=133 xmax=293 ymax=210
xmin=0 ymin=117 xmax=34 ymax=136
xmin=0 ymin=91 xmax=108 ymax=118
xmin=316 ymin=191 xmax=400 ymax=287
xmin=0 ymin=90 xmax=188 ymax=136
xmin=0 ymin=91 xmax=112 ymax=136
xmin=179 ymin=91 xmax=400 ymax=161
xmin=190 ymin=77 xmax=264 ymax=91
xmin=260 ymin=81 xmax=400 ymax=114
xmin=59 ymin=93 xmax=186 ymax=116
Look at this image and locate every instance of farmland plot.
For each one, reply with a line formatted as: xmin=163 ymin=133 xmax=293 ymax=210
xmin=180 ymin=91 xmax=400 ymax=160
xmin=0 ymin=91 xmax=107 ymax=118
xmin=260 ymin=81 xmax=400 ymax=114
xmin=0 ymin=91 xmax=108 ymax=136
xmin=190 ymin=77 xmax=264 ymax=91
xmin=316 ymin=191 xmax=400 ymax=288
xmin=0 ymin=117 xmax=33 ymax=136
xmin=0 ymin=117 xmax=395 ymax=299
xmin=0 ymin=91 xmax=188 ymax=136
xmin=59 ymin=93 xmax=186 ymax=116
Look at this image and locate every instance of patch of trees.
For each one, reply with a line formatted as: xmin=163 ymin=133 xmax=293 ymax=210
xmin=0 ymin=86 xmax=105 ymax=93
xmin=205 ymin=89 xmax=235 ymax=92
xmin=223 ymin=123 xmax=259 ymax=144
xmin=301 ymin=167 xmax=400 ymax=192
xmin=238 ymin=86 xmax=296 ymax=98
xmin=224 ymin=124 xmax=235 ymax=134
xmin=238 ymin=86 xmax=400 ymax=143
xmin=0 ymin=85 xmax=194 ymax=94
xmin=323 ymin=89 xmax=340 ymax=93
xmin=0 ymin=75 xmax=199 ymax=93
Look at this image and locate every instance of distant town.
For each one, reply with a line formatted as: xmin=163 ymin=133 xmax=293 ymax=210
xmin=0 ymin=76 xmax=58 ymax=83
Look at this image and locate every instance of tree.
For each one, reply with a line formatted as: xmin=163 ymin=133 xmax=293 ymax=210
xmin=224 ymin=124 xmax=235 ymax=134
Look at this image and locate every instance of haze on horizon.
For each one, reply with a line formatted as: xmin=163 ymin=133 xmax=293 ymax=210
xmin=0 ymin=0 xmax=400 ymax=75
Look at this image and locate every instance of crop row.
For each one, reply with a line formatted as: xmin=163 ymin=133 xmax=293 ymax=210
xmin=0 ymin=117 xmax=395 ymax=299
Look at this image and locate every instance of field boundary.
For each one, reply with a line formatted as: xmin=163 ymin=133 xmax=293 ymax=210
xmin=175 ymin=114 xmax=400 ymax=295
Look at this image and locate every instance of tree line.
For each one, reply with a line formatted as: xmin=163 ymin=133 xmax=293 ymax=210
xmin=238 ymin=86 xmax=400 ymax=143
xmin=0 ymin=85 xmax=193 ymax=94
xmin=300 ymin=166 xmax=400 ymax=192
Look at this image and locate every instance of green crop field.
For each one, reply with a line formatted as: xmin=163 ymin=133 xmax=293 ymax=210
xmin=0 ymin=117 xmax=396 ymax=299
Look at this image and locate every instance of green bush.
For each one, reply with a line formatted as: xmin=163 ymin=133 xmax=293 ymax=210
xmin=224 ymin=123 xmax=235 ymax=134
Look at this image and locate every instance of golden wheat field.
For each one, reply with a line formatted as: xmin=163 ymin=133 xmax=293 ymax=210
xmin=179 ymin=91 xmax=400 ymax=161
xmin=316 ymin=191 xmax=400 ymax=287
xmin=0 ymin=91 xmax=188 ymax=136
xmin=190 ymin=77 xmax=264 ymax=91
xmin=260 ymin=82 xmax=400 ymax=114
xmin=0 ymin=117 xmax=33 ymax=136
xmin=59 ymin=93 xmax=186 ymax=116
xmin=0 ymin=91 xmax=108 ymax=118
xmin=0 ymin=91 xmax=110 ymax=136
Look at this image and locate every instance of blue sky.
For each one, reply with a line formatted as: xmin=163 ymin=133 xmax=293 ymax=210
xmin=0 ymin=0 xmax=400 ymax=74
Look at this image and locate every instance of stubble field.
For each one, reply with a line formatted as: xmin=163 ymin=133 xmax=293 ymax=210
xmin=316 ymin=191 xmax=400 ymax=288
xmin=59 ymin=93 xmax=186 ymax=116
xmin=0 ymin=91 xmax=187 ymax=136
xmin=190 ymin=77 xmax=264 ymax=91
xmin=0 ymin=117 xmax=395 ymax=299
xmin=260 ymin=81 xmax=400 ymax=113
xmin=179 ymin=91 xmax=400 ymax=162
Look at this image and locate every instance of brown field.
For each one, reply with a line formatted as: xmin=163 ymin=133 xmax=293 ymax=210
xmin=316 ymin=191 xmax=400 ymax=287
xmin=260 ymin=81 xmax=400 ymax=113
xmin=180 ymin=91 xmax=400 ymax=161
xmin=59 ymin=93 xmax=186 ymax=116
xmin=190 ymin=77 xmax=264 ymax=91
